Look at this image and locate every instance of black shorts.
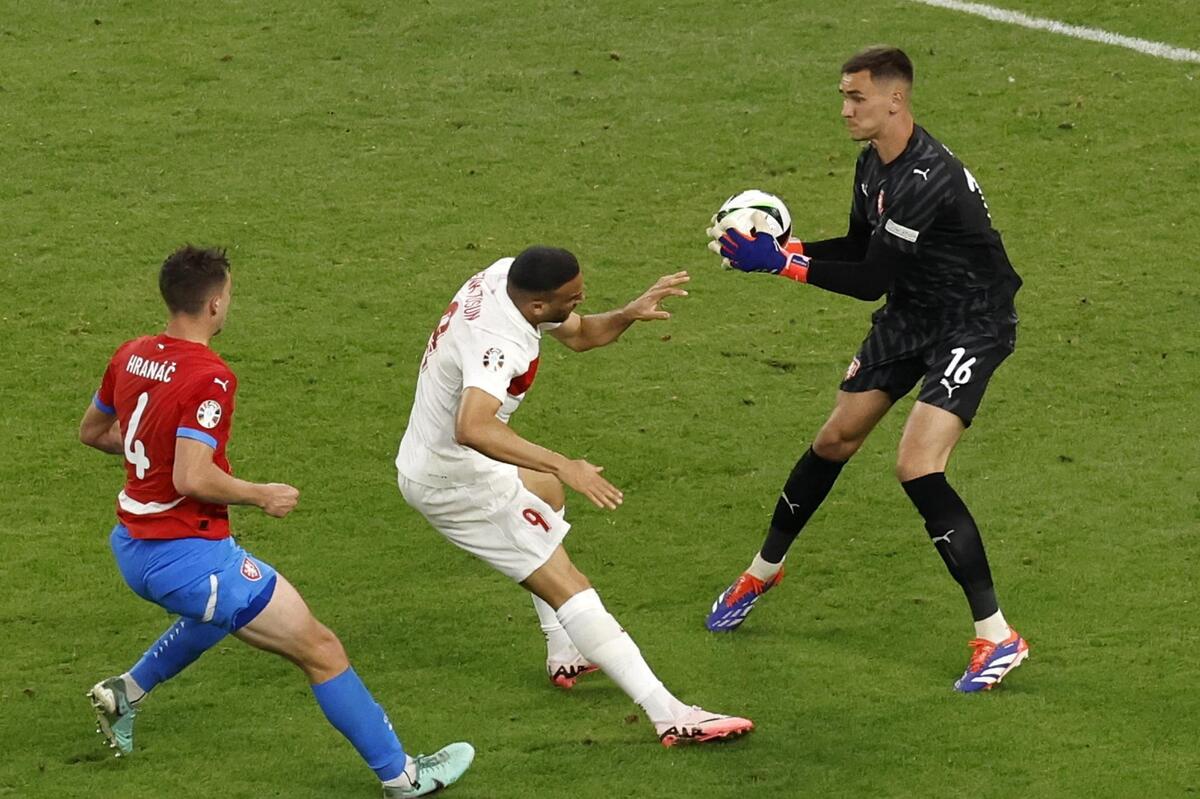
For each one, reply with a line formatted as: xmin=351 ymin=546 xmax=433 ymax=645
xmin=840 ymin=308 xmax=1017 ymax=426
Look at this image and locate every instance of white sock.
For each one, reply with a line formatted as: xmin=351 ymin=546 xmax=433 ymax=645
xmin=974 ymin=609 xmax=1010 ymax=643
xmin=119 ymin=672 xmax=146 ymax=704
xmin=637 ymin=685 xmax=690 ymax=725
xmin=531 ymin=594 xmax=577 ymax=659
xmin=555 ymin=589 xmax=688 ymax=724
xmin=747 ymin=552 xmax=783 ymax=582
xmin=381 ymin=756 xmax=418 ymax=789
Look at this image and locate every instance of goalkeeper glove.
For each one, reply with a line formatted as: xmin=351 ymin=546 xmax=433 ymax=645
xmin=718 ymin=229 xmax=810 ymax=282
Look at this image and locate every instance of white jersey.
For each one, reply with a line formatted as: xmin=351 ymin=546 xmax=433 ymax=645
xmin=396 ymin=258 xmax=558 ymax=487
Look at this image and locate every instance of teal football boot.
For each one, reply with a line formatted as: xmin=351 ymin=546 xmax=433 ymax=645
xmin=88 ymin=676 xmax=139 ymax=756
xmin=382 ymin=742 xmax=475 ymax=797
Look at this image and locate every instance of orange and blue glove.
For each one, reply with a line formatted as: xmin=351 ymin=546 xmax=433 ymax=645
xmin=718 ymin=229 xmax=810 ymax=282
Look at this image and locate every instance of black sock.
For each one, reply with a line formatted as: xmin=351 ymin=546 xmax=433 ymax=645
xmin=901 ymin=472 xmax=998 ymax=621
xmin=760 ymin=447 xmax=847 ymax=563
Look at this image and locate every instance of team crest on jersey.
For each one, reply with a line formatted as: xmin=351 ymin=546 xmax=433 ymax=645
xmin=196 ymin=400 xmax=223 ymax=429
xmin=482 ymin=347 xmax=505 ymax=371
xmin=845 ymin=356 xmax=861 ymax=381
xmin=240 ymin=558 xmax=262 ymax=581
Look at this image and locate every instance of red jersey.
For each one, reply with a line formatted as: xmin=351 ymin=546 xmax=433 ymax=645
xmin=94 ymin=334 xmax=238 ymax=540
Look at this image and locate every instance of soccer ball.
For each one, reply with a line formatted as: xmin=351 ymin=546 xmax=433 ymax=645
xmin=710 ymin=189 xmax=792 ymax=245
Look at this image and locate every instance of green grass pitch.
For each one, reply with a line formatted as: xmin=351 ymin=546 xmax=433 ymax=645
xmin=2 ymin=2 xmax=1197 ymax=797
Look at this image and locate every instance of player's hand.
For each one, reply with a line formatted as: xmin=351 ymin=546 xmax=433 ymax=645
xmin=556 ymin=459 xmax=624 ymax=510
xmin=719 ymin=230 xmax=811 ymax=281
xmin=622 ymin=271 xmax=689 ymax=321
xmin=259 ymin=482 xmax=300 ymax=518
xmin=718 ymin=229 xmax=789 ymax=273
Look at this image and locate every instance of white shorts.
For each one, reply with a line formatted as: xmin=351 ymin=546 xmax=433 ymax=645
xmin=398 ymin=468 xmax=570 ymax=582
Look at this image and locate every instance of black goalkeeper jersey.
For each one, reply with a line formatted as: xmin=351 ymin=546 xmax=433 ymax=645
xmin=806 ymin=125 xmax=1022 ymax=321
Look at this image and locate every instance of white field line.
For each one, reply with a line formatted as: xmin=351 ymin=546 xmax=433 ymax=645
xmin=909 ymin=0 xmax=1200 ymax=63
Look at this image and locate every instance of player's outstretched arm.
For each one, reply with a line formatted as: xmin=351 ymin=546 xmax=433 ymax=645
xmin=455 ymin=387 xmax=623 ymax=509
xmin=173 ymin=438 xmax=299 ymax=518
xmin=720 ymin=229 xmax=905 ymax=301
xmin=549 ymin=271 xmax=689 ymax=352
xmin=792 ymin=206 xmax=873 ymax=262
xmin=79 ymin=402 xmax=123 ymax=455
xmin=804 ymin=236 xmax=913 ymax=301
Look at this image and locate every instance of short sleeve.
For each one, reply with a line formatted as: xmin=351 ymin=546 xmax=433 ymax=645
xmin=175 ymin=368 xmax=237 ymax=450
xmin=94 ymin=357 xmax=118 ymax=415
xmin=879 ymin=162 xmax=951 ymax=255
xmin=460 ymin=331 xmax=524 ymax=404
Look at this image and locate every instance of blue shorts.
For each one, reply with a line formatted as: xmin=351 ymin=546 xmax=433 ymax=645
xmin=110 ymin=524 xmax=278 ymax=632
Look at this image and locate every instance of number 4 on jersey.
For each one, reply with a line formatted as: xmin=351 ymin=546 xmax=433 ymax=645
xmin=124 ymin=391 xmax=152 ymax=479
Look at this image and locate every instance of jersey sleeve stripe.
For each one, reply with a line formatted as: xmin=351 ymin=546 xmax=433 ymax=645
xmin=885 ymin=218 xmax=921 ymax=243
xmin=93 ymin=392 xmax=116 ymax=415
xmin=176 ymin=427 xmax=219 ymax=449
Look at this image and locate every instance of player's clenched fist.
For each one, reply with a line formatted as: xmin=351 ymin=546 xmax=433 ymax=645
xmin=259 ymin=482 xmax=300 ymax=517
xmin=557 ymin=459 xmax=624 ymax=510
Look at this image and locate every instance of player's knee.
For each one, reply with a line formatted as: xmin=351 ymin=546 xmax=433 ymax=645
xmin=813 ymin=428 xmax=865 ymax=462
xmin=528 ymin=561 xmax=591 ymax=609
xmin=567 ymin=564 xmax=591 ymax=593
xmin=895 ymin=455 xmax=938 ymax=484
xmin=305 ymin=622 xmax=349 ymax=674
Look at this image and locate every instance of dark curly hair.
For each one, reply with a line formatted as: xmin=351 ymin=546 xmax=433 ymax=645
xmin=159 ymin=245 xmax=230 ymax=315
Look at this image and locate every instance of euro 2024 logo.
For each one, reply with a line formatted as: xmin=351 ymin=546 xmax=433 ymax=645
xmin=482 ymin=348 xmax=505 ymax=371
